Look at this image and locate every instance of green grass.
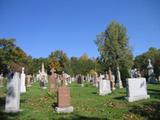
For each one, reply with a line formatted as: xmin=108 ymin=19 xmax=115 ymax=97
xmin=0 ymin=82 xmax=160 ymax=120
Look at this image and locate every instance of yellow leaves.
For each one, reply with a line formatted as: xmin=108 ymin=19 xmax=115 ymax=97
xmin=49 ymin=58 xmax=60 ymax=70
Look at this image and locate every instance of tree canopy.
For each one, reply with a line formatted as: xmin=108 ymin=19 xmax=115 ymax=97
xmin=95 ymin=21 xmax=133 ymax=80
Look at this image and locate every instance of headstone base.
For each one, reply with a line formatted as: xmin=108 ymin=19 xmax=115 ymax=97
xmin=126 ymin=95 xmax=150 ymax=102
xmin=55 ymin=106 xmax=73 ymax=113
xmin=20 ymin=87 xmax=26 ymax=94
xmin=81 ymin=84 xmax=84 ymax=87
xmin=42 ymin=87 xmax=47 ymax=89
xmin=5 ymin=109 xmax=22 ymax=113
xmin=116 ymin=82 xmax=123 ymax=88
xmin=27 ymin=85 xmax=31 ymax=87
xmin=99 ymin=90 xmax=111 ymax=96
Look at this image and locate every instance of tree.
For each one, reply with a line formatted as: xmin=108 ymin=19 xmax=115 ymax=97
xmin=30 ymin=57 xmax=48 ymax=74
xmin=48 ymin=50 xmax=68 ymax=73
xmin=134 ymin=47 xmax=160 ymax=78
xmin=95 ymin=21 xmax=133 ymax=81
xmin=0 ymin=38 xmax=32 ymax=75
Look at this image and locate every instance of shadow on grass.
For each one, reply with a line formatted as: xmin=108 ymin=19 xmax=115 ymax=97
xmin=114 ymin=96 xmax=126 ymax=100
xmin=0 ymin=97 xmax=20 ymax=120
xmin=148 ymin=88 xmax=160 ymax=99
xmin=52 ymin=113 xmax=108 ymax=120
xmin=91 ymin=92 xmax=97 ymax=95
xmin=129 ymin=101 xmax=160 ymax=120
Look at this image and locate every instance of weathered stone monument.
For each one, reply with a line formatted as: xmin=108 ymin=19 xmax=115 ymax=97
xmin=126 ymin=78 xmax=150 ymax=102
xmin=0 ymin=73 xmax=4 ymax=87
xmin=147 ymin=59 xmax=157 ymax=83
xmin=56 ymin=71 xmax=73 ymax=113
xmin=130 ymin=68 xmax=141 ymax=78
xmin=99 ymin=79 xmax=111 ymax=96
xmin=116 ymin=67 xmax=123 ymax=88
xmin=5 ymin=72 xmax=21 ymax=113
xmin=26 ymin=75 xmax=32 ymax=87
xmin=77 ymin=75 xmax=84 ymax=87
xmin=20 ymin=67 xmax=26 ymax=93
xmin=40 ymin=63 xmax=48 ymax=83
xmin=108 ymin=68 xmax=115 ymax=90
xmin=49 ymin=68 xmax=57 ymax=92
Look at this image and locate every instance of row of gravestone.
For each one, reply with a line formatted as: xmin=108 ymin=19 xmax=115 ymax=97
xmin=4 ymin=69 xmax=74 ymax=113
xmin=3 ymin=59 xmax=158 ymax=113
xmin=74 ymin=67 xmax=150 ymax=102
xmin=98 ymin=77 xmax=150 ymax=102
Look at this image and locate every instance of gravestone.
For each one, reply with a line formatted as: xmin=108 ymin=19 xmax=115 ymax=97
xmin=56 ymin=71 xmax=73 ymax=113
xmin=147 ymin=59 xmax=157 ymax=83
xmin=20 ymin=67 xmax=26 ymax=93
xmin=116 ymin=67 xmax=123 ymax=88
xmin=49 ymin=68 xmax=57 ymax=92
xmin=26 ymin=75 xmax=32 ymax=87
xmin=39 ymin=75 xmax=46 ymax=89
xmin=0 ymin=73 xmax=4 ymax=87
xmin=39 ymin=63 xmax=48 ymax=83
xmin=108 ymin=68 xmax=115 ymax=90
xmin=5 ymin=72 xmax=21 ymax=113
xmin=99 ymin=79 xmax=111 ymax=96
xmin=126 ymin=78 xmax=150 ymax=102
xmin=77 ymin=75 xmax=84 ymax=87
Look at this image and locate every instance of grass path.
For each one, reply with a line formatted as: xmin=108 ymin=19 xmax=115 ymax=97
xmin=0 ymin=82 xmax=160 ymax=120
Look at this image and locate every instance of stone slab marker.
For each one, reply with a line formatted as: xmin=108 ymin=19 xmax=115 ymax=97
xmin=5 ymin=72 xmax=21 ymax=113
xmin=126 ymin=78 xmax=150 ymax=102
xmin=20 ymin=67 xmax=26 ymax=93
xmin=108 ymin=68 xmax=115 ymax=90
xmin=56 ymin=71 xmax=73 ymax=113
xmin=58 ymin=86 xmax=70 ymax=107
xmin=99 ymin=79 xmax=111 ymax=96
xmin=49 ymin=68 xmax=57 ymax=92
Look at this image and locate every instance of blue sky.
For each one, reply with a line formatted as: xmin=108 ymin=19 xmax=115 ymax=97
xmin=0 ymin=0 xmax=160 ymax=58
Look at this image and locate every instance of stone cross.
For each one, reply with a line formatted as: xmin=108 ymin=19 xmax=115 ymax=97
xmin=61 ymin=71 xmax=66 ymax=86
xmin=49 ymin=68 xmax=57 ymax=92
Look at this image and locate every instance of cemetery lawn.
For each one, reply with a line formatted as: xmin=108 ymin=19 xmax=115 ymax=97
xmin=0 ymin=82 xmax=160 ymax=120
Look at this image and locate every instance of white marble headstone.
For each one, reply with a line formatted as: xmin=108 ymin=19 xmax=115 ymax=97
xmin=99 ymin=79 xmax=111 ymax=96
xmin=126 ymin=78 xmax=150 ymax=102
xmin=5 ymin=72 xmax=21 ymax=113
xmin=20 ymin=67 xmax=26 ymax=93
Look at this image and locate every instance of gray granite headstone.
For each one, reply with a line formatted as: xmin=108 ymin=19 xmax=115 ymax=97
xmin=5 ymin=72 xmax=21 ymax=113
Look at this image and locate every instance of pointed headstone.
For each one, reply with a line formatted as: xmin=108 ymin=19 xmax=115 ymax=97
xmin=116 ymin=67 xmax=123 ymax=88
xmin=20 ymin=67 xmax=26 ymax=93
